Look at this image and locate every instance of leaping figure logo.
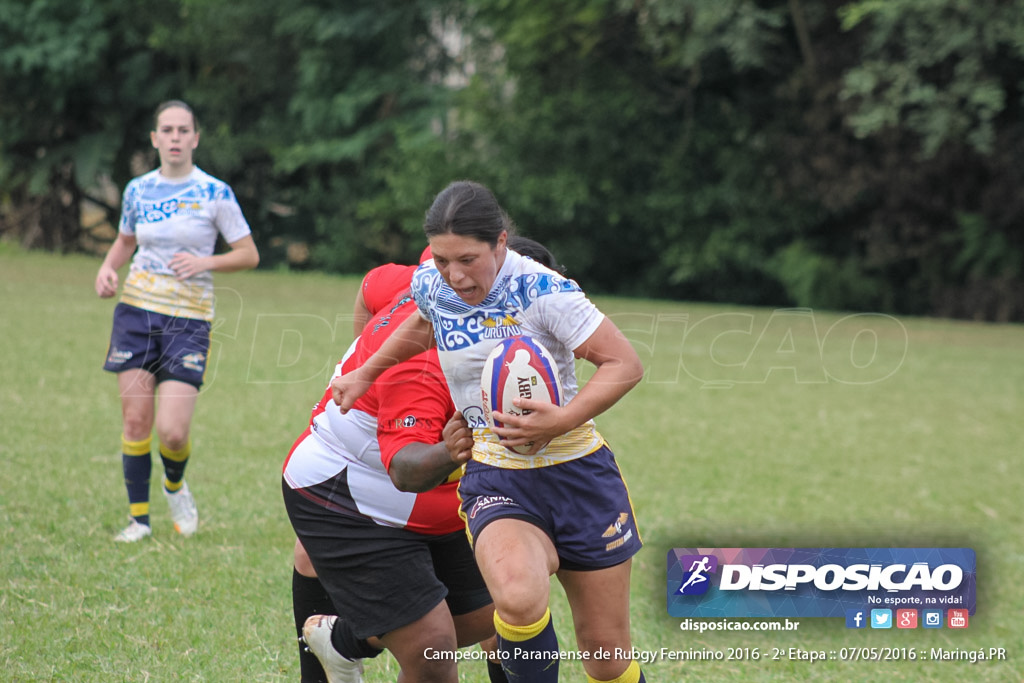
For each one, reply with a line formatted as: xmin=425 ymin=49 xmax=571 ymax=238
xmin=676 ymin=554 xmax=718 ymax=595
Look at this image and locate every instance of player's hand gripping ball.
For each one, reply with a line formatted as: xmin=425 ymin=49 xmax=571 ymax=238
xmin=481 ymin=336 xmax=563 ymax=455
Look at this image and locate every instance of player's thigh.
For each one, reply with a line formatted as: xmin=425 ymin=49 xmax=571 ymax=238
xmin=376 ymin=600 xmax=459 ymax=681
xmin=428 ymin=530 xmax=493 ymax=646
xmin=451 ymin=604 xmax=495 ymax=648
xmin=104 ymin=303 xmax=161 ymax=386
xmin=293 ymin=538 xmax=317 ymax=578
xmin=152 ymin=314 xmax=210 ymax=393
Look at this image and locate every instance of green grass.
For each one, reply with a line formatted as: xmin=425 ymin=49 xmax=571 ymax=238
xmin=1 ymin=247 xmax=1022 ymax=681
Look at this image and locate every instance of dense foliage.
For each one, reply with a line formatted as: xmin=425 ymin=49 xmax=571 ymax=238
xmin=1 ymin=0 xmax=1022 ymax=319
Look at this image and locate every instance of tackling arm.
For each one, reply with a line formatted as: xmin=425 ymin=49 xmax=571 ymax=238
xmin=388 ymin=440 xmax=466 ymax=493
xmin=382 ymin=380 xmax=469 ymax=493
xmin=330 ymin=313 xmax=435 ymax=412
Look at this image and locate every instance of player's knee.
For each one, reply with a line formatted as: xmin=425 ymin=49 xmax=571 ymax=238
xmin=573 ymin=626 xmax=629 ymax=662
xmin=493 ymin=592 xmax=550 ymax=627
xmin=453 ymin=607 xmax=497 ymax=648
xmin=156 ymin=425 xmax=189 ymax=451
xmin=481 ymin=562 xmax=550 ymax=621
xmin=408 ymin=654 xmax=457 ymax=682
xmin=393 ymin=636 xmax=458 ymax=681
xmin=122 ymin=413 xmax=153 ymax=441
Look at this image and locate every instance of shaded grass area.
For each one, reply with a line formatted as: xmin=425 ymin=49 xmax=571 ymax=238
xmin=1 ymin=247 xmax=1021 ymax=681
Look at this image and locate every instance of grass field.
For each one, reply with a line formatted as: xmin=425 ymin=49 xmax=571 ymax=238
xmin=1 ymin=245 xmax=1022 ymax=681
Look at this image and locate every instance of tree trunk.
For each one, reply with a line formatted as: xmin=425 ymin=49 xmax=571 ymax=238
xmin=0 ymin=161 xmax=83 ymax=253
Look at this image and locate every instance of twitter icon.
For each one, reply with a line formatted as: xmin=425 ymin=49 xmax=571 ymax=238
xmin=870 ymin=609 xmax=892 ymax=629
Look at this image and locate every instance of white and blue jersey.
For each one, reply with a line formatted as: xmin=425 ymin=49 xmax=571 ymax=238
xmin=411 ymin=248 xmax=606 ymax=468
xmin=118 ymin=167 xmax=251 ymax=321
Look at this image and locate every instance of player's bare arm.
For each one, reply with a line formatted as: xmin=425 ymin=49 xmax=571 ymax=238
xmin=95 ymin=234 xmax=137 ymax=298
xmin=566 ymin=316 xmax=643 ymax=419
xmin=330 ymin=314 xmax=435 ymax=412
xmin=388 ymin=432 xmax=469 ymax=493
xmin=169 ymin=235 xmax=259 ymax=279
xmin=442 ymin=411 xmax=473 ymax=463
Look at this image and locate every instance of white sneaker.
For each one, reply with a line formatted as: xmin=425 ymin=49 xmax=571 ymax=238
xmin=302 ymin=615 xmax=364 ymax=683
xmin=114 ymin=518 xmax=152 ymax=543
xmin=164 ymin=482 xmax=198 ymax=536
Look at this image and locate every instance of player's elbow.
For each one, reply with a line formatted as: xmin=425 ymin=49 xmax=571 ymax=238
xmin=245 ymin=247 xmax=261 ymax=269
xmin=622 ymin=355 xmax=644 ymax=390
xmin=388 ymin=464 xmax=431 ymax=493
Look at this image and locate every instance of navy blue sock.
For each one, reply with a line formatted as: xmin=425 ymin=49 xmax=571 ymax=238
xmin=121 ymin=435 xmax=152 ymax=526
xmin=159 ymin=440 xmax=190 ymax=490
xmin=494 ymin=608 xmax=559 ymax=682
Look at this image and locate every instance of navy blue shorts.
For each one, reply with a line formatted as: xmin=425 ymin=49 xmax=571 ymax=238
xmin=459 ymin=445 xmax=642 ymax=571
xmin=102 ymin=303 xmax=211 ymax=389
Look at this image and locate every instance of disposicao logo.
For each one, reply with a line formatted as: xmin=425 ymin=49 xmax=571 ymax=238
xmin=675 ymin=555 xmax=718 ymax=595
xmin=667 ymin=548 xmax=976 ymax=619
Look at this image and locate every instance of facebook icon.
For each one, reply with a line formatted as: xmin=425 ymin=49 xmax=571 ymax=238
xmin=846 ymin=609 xmax=867 ymax=629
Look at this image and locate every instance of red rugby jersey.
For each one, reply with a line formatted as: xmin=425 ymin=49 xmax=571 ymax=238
xmin=284 ymin=286 xmax=459 ymax=535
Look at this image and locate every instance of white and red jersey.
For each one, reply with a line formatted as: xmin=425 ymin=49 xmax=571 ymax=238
xmin=282 ymin=288 xmax=460 ymax=535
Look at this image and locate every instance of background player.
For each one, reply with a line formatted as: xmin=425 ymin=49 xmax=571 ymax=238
xmin=95 ymin=100 xmax=259 ymax=542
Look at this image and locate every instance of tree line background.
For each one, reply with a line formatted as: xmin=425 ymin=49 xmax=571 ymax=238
xmin=2 ymin=0 xmax=1022 ymax=321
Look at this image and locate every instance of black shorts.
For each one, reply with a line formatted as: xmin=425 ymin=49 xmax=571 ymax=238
xmin=283 ymin=480 xmax=491 ymax=639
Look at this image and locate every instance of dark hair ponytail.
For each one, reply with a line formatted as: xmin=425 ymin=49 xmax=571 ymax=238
xmin=424 ymin=181 xmax=515 ymax=246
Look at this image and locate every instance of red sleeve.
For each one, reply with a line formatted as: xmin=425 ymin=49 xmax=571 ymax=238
xmin=374 ymin=352 xmax=453 ymax=472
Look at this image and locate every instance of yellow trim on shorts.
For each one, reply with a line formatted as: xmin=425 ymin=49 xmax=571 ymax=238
xmin=617 ymin=464 xmax=643 ymax=546
xmin=455 ymin=481 xmax=474 ymax=549
xmin=444 ymin=463 xmax=465 ymax=484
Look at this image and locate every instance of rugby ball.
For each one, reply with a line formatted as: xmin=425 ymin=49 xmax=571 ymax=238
xmin=480 ymin=336 xmax=562 ymax=455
